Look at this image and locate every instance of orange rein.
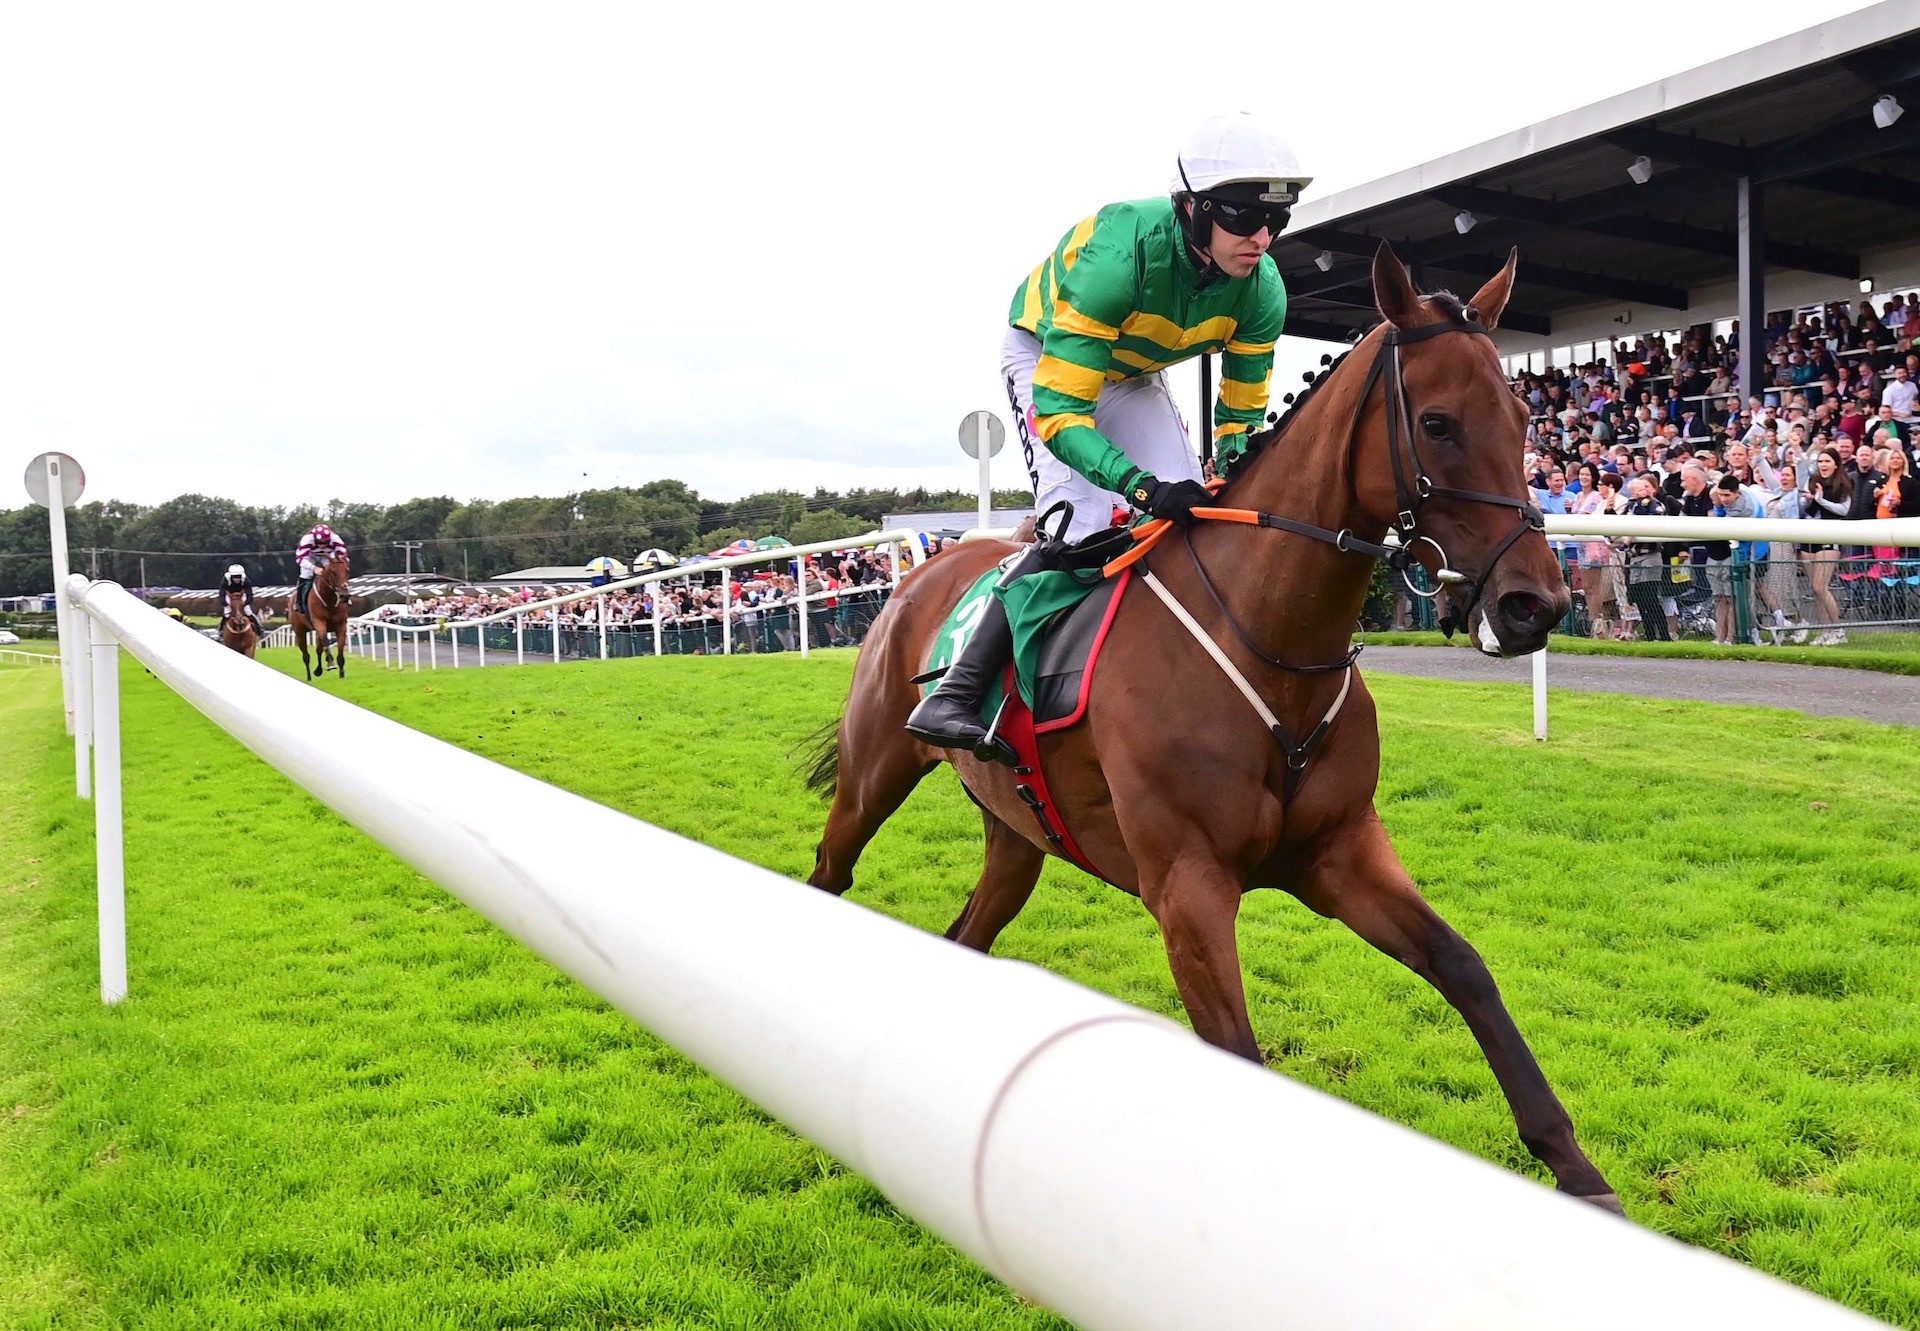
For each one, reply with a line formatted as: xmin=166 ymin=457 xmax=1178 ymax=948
xmin=1100 ymin=479 xmax=1248 ymax=577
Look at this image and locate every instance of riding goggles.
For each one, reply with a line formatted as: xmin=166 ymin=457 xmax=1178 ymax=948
xmin=1205 ymin=196 xmax=1291 ymax=237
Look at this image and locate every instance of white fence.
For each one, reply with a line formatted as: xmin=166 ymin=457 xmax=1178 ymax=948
xmin=46 ymin=570 xmax=1887 ymax=1330
xmin=0 ymin=646 xmax=60 ymax=665
xmin=341 ymin=530 xmax=927 ymax=671
xmin=1521 ymin=514 xmax=1920 ymax=738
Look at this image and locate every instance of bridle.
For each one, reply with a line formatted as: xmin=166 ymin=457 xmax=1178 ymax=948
xmin=311 ymin=563 xmax=346 ymax=617
xmin=1095 ymin=303 xmax=1550 ymax=797
xmin=1356 ymin=312 xmax=1546 ymax=637
xmin=1160 ymin=306 xmax=1546 ymax=652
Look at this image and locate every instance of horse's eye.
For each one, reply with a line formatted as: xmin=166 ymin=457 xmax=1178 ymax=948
xmin=1420 ymin=413 xmax=1451 ymax=440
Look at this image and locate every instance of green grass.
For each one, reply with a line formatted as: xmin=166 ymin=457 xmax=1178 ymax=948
xmin=1358 ymin=628 xmax=1920 ymax=675
xmin=5 ymin=650 xmax=1920 ymax=1327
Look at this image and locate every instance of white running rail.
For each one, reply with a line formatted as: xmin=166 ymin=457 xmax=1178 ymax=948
xmin=0 ymin=647 xmax=60 ymax=665
xmin=343 ymin=529 xmax=928 ymax=669
xmin=1526 ymin=515 xmax=1920 ymax=739
xmin=56 ymin=571 xmax=1885 ymax=1330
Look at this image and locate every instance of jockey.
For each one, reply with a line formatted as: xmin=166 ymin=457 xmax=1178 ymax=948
xmin=908 ymin=111 xmax=1305 ymax=760
xmin=219 ymin=563 xmax=271 ymax=640
xmin=295 ymin=523 xmax=349 ymax=611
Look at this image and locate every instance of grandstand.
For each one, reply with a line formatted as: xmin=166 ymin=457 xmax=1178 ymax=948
xmin=1260 ymin=1 xmax=1919 ymax=405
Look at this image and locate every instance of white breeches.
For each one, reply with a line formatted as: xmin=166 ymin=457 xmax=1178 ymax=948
xmin=1001 ymin=326 xmax=1201 ymax=543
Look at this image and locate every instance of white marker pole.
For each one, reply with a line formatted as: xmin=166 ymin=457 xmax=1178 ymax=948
xmin=1532 ymin=647 xmax=1548 ymax=741
xmin=977 ymin=415 xmax=992 ymax=530
xmin=46 ymin=457 xmax=76 ymax=736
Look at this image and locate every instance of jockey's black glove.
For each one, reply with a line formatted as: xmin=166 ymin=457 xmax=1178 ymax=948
xmin=1127 ymin=475 xmax=1214 ymax=526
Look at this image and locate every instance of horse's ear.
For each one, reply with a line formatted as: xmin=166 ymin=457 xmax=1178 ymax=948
xmin=1467 ymin=248 xmax=1520 ymax=330
xmin=1371 ymin=241 xmax=1421 ymax=328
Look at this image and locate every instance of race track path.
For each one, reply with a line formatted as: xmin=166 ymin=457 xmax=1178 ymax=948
xmin=1361 ymin=646 xmax=1920 ymax=726
xmin=346 ymin=638 xmax=1920 ymax=727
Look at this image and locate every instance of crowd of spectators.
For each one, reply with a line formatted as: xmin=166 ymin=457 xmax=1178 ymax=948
xmin=1509 ymin=293 xmax=1920 ymax=646
xmin=370 ymin=548 xmax=906 ymax=654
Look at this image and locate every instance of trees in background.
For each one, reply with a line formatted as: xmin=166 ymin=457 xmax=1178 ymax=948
xmin=0 ymin=482 xmax=1033 ymax=594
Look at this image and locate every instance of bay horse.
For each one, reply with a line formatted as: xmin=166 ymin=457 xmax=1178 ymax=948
xmin=219 ymin=588 xmax=259 ymax=658
xmin=808 ymin=245 xmax=1625 ymax=1212
xmin=290 ymin=555 xmax=351 ymax=681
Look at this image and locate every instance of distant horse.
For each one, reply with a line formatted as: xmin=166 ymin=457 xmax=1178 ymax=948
xmin=219 ymin=588 xmax=258 ymax=658
xmin=290 ymin=556 xmax=351 ymax=681
xmin=808 ymin=246 xmax=1623 ymax=1213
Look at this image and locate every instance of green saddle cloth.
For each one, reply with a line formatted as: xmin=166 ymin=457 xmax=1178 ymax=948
xmin=921 ymin=565 xmax=1108 ymax=714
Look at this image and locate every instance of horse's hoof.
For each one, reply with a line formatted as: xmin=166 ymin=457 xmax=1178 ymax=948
xmin=1569 ymin=1190 xmax=1627 ymax=1218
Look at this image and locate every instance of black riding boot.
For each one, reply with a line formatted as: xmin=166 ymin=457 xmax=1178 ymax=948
xmin=905 ymin=544 xmax=1048 ymax=766
xmin=249 ymin=613 xmax=269 ymax=640
xmin=296 ymin=578 xmax=312 ymax=612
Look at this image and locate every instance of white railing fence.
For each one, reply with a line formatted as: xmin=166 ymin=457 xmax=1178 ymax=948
xmin=342 ymin=530 xmax=928 ymax=671
xmin=47 ymin=570 xmax=1888 ymax=1330
xmin=1521 ymin=514 xmax=1920 ymax=738
xmin=0 ymin=646 xmax=60 ymax=665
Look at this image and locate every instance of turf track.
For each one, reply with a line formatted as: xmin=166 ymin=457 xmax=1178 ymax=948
xmin=3 ymin=651 xmax=1918 ymax=1327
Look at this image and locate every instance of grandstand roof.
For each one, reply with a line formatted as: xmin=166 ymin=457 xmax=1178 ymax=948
xmin=1272 ymin=1 xmax=1920 ymax=344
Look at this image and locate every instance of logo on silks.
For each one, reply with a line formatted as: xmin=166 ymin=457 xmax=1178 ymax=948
xmin=1025 ymin=404 xmax=1039 ymax=439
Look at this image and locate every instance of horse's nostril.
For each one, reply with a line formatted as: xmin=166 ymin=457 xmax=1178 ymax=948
xmin=1499 ymin=591 xmax=1552 ymax=632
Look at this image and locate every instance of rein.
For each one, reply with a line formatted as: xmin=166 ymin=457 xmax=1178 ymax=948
xmin=1089 ymin=307 xmax=1547 ymax=797
xmin=311 ymin=569 xmax=346 ymax=619
xmin=1105 ymin=309 xmax=1544 ymax=639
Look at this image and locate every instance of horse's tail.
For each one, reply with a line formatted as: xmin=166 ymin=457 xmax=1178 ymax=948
xmin=799 ymin=720 xmax=840 ymax=798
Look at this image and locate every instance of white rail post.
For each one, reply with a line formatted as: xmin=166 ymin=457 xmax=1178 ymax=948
xmin=598 ymin=593 xmax=609 ymax=661
xmin=428 ymin=629 xmax=437 ymax=670
xmin=721 ymin=569 xmax=732 ymax=656
xmin=43 ymin=456 xmax=77 ymax=736
xmin=88 ymin=607 xmax=127 ymax=1005
xmin=552 ymin=608 xmax=562 ymax=663
xmin=451 ymin=625 xmax=460 ymax=669
xmin=798 ymin=557 xmax=810 ymax=659
xmin=515 ymin=613 xmax=525 ymax=666
xmin=411 ymin=628 xmax=420 ymax=672
xmin=474 ymin=623 xmax=485 ymax=667
xmin=651 ymin=590 xmax=663 ymax=657
xmin=1532 ymin=646 xmax=1548 ymax=741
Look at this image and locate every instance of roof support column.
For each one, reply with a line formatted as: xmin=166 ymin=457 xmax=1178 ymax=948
xmin=1736 ymin=177 xmax=1765 ymax=406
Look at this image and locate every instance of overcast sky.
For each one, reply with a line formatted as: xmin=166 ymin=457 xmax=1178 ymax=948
xmin=0 ymin=0 xmax=1879 ymax=511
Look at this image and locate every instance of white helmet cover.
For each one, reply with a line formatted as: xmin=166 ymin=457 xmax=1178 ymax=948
xmin=226 ymin=563 xmax=246 ymax=579
xmin=1172 ymin=112 xmax=1311 ymax=204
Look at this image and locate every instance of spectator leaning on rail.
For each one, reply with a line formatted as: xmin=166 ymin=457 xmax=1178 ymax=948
xmin=1705 ymin=475 xmax=1753 ymax=646
xmin=1801 ymin=448 xmax=1853 ymax=646
xmin=909 ymin=112 xmax=1304 ymax=761
xmin=294 ymin=523 xmax=348 ymax=611
xmin=1621 ymin=474 xmax=1677 ymax=641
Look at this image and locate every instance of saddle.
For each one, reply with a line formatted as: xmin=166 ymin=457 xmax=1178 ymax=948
xmin=922 ymin=550 xmax=1135 ymax=881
